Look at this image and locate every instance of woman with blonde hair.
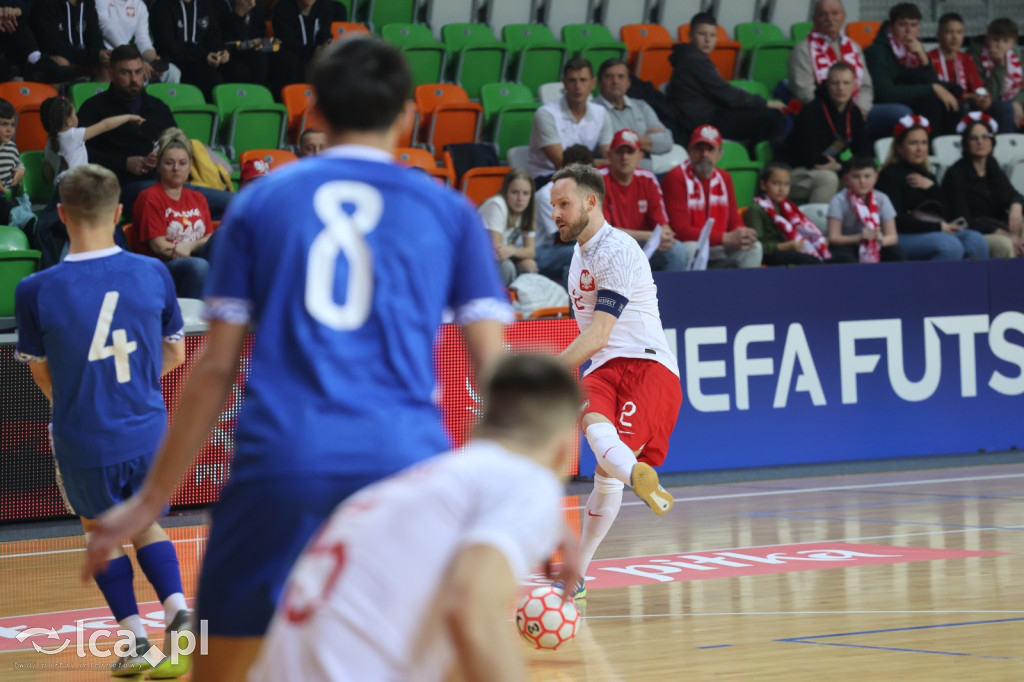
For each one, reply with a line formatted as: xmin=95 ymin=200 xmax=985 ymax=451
xmin=131 ymin=128 xmax=216 ymax=297
xmin=478 ymin=168 xmax=538 ymax=285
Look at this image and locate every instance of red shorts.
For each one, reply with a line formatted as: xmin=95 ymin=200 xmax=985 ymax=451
xmin=580 ymin=357 xmax=682 ymax=467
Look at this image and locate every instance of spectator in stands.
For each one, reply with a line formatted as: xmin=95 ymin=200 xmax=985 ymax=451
xmin=30 ymin=0 xmax=109 ymax=79
xmin=662 ymin=124 xmax=763 ymax=269
xmin=96 ymin=0 xmax=180 ymax=83
xmin=600 ymin=128 xmax=686 ymax=272
xmin=478 ymin=168 xmax=537 ymax=286
xmin=789 ymin=0 xmax=911 ymax=140
xmin=595 ymin=58 xmax=673 ymax=172
xmin=298 ymin=127 xmax=326 ymax=157
xmin=878 ymin=114 xmax=988 ymax=260
xmin=79 ymin=44 xmax=233 ymax=218
xmin=534 ymin=144 xmax=590 ymax=286
xmin=665 ymin=12 xmax=785 ymax=148
xmin=746 ymin=162 xmax=853 ymax=265
xmin=928 ymin=14 xmax=993 ymax=120
xmin=0 ymin=98 xmax=24 ymax=226
xmin=968 ymin=18 xmax=1024 ymax=132
xmin=239 ymin=157 xmax=269 ymax=188
xmin=827 ymin=157 xmax=905 ymax=262
xmin=212 ymin=0 xmax=280 ymax=94
xmin=132 ymin=130 xmax=215 ymax=297
xmin=864 ymin=3 xmax=960 ymax=136
xmin=273 ymin=0 xmax=334 ymax=87
xmin=151 ymin=0 xmax=255 ymax=99
xmin=784 ymin=62 xmax=871 ymax=203
xmin=40 ymin=94 xmax=144 ymax=184
xmin=942 ymin=113 xmax=1024 ymax=258
xmin=0 ymin=2 xmax=76 ymax=81
xmin=527 ymin=58 xmax=612 ymax=181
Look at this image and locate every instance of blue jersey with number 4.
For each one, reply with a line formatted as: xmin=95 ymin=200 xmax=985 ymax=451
xmin=204 ymin=146 xmax=509 ymax=481
xmin=14 ymin=248 xmax=184 ymax=468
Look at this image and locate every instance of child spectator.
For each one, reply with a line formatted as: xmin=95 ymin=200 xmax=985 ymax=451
xmin=877 ymin=114 xmax=989 ymax=260
xmin=298 ymin=128 xmax=327 ymax=157
xmin=968 ymin=18 xmax=1024 ymax=132
xmin=0 ymin=98 xmax=25 ymax=225
xmin=478 ymin=168 xmax=538 ymax=285
xmin=928 ymin=14 xmax=989 ymax=115
xmin=746 ymin=162 xmax=853 ymax=265
xmin=827 ymin=157 xmax=905 ymax=262
xmin=40 ymin=95 xmax=144 ymax=184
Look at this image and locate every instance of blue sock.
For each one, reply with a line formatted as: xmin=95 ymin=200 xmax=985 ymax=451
xmin=93 ymin=555 xmax=139 ymax=623
xmin=136 ymin=541 xmax=184 ymax=603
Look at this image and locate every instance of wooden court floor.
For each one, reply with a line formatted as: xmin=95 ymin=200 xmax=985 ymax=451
xmin=1 ymin=462 xmax=1022 ymax=680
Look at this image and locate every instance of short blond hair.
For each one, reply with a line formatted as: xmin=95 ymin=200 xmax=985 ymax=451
xmin=156 ymin=127 xmax=194 ymax=163
xmin=58 ymin=164 xmax=120 ymax=224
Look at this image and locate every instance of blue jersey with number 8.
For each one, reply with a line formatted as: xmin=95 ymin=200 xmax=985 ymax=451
xmin=203 ymin=147 xmax=509 ymax=481
xmin=15 ymin=248 xmax=184 ymax=468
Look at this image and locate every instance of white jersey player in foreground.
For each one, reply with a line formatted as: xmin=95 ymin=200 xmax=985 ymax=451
xmin=249 ymin=354 xmax=582 ymax=682
xmin=552 ymin=164 xmax=683 ymax=598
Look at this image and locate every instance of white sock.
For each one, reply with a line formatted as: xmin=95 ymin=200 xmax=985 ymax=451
xmin=579 ymin=474 xmax=624 ymax=576
xmin=162 ymin=593 xmax=188 ymax=623
xmin=119 ymin=614 xmax=147 ymax=642
xmin=585 ymin=422 xmax=637 ymax=486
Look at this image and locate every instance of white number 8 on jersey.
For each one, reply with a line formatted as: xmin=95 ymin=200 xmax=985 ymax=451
xmin=305 ymin=181 xmax=384 ymax=330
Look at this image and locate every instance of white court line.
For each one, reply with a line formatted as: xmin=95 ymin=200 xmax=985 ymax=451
xmin=5 ymin=471 xmax=1023 ymax=560
xmin=0 ymin=537 xmax=206 ymax=560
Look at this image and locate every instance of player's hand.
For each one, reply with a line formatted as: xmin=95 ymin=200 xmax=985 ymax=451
xmin=545 ymin=524 xmax=582 ymax=605
xmin=83 ymin=495 xmax=163 ymax=580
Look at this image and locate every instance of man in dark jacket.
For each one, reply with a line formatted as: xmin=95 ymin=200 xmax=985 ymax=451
xmin=784 ymin=62 xmax=871 ymax=203
xmin=863 ymin=3 xmax=960 ymax=135
xmin=272 ymin=0 xmax=334 ymax=86
xmin=665 ymin=12 xmax=786 ymax=145
xmin=213 ymin=0 xmax=288 ymax=93
xmin=29 ymin=0 xmax=109 ymax=78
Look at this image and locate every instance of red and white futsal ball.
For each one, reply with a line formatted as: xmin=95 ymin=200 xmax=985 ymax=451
xmin=515 ymin=586 xmax=580 ymax=650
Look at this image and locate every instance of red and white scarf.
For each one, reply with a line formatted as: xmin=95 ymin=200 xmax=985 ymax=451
xmin=754 ymin=196 xmax=831 ymax=260
xmin=980 ymin=47 xmax=1023 ymax=101
xmin=809 ymin=31 xmax=865 ymax=88
xmin=681 ymin=159 xmax=729 ymax=227
xmin=888 ymin=30 xmax=922 ymax=69
xmin=928 ymin=49 xmax=967 ymax=90
xmin=848 ymin=190 xmax=881 ymax=263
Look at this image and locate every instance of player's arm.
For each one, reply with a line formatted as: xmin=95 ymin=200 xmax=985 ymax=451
xmin=83 ymin=319 xmax=247 ymax=579
xmin=558 ymin=308 xmax=618 ymax=370
xmin=161 ymin=339 xmax=185 ymax=376
xmin=28 ymin=361 xmax=53 ymax=402
xmin=443 ymin=544 xmax=527 ymax=682
xmin=463 ymin=319 xmax=504 ymax=387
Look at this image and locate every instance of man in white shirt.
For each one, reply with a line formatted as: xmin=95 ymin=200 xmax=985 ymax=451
xmin=527 ymin=57 xmax=613 ymax=180
xmin=551 ymin=163 xmax=681 ymax=598
xmin=94 ymin=0 xmax=180 ymax=82
xmin=250 ymin=354 xmax=582 ymax=682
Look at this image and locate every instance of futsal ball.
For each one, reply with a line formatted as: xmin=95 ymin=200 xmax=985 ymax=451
xmin=515 ymin=586 xmax=580 ymax=650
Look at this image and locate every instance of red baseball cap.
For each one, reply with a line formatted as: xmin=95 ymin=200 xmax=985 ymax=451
xmin=241 ymin=159 xmax=270 ymax=181
xmin=611 ymin=128 xmax=642 ymax=151
xmin=689 ymin=124 xmax=722 ymax=149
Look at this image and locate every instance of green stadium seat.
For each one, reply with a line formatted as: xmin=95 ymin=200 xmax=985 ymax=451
xmin=145 ymin=83 xmax=219 ymax=146
xmin=492 ymin=103 xmax=540 ymax=161
xmin=480 ymin=82 xmax=534 ymax=132
xmin=19 ymin=151 xmax=54 ymax=207
xmin=442 ymin=24 xmax=509 ymax=100
xmin=729 ymin=79 xmax=770 ymax=99
xmin=722 ymin=165 xmax=758 ymax=209
xmin=382 ymin=26 xmax=448 ymax=88
xmin=381 ymin=23 xmax=435 ymax=46
xmin=719 ymin=140 xmax=751 ymax=167
xmin=746 ymin=45 xmax=792 ymax=96
xmin=69 ymin=82 xmax=109 ymax=109
xmin=365 ymin=0 xmax=416 ymax=32
xmin=791 ymin=21 xmax=813 ymax=42
xmin=753 ymin=140 xmax=773 ymax=168
xmin=0 ymin=224 xmax=30 ymax=250
xmin=734 ymin=22 xmax=794 ymax=50
xmin=211 ymin=83 xmax=288 ymax=161
xmin=0 ymin=250 xmax=40 ymax=317
xmin=502 ymin=24 xmax=567 ymax=96
xmin=561 ymin=24 xmax=626 ymax=69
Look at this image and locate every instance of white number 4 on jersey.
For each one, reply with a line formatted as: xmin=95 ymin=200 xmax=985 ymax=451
xmin=88 ymin=291 xmax=137 ymax=383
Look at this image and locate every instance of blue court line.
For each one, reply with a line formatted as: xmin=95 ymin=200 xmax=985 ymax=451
xmin=744 ymin=512 xmax=1024 ymax=532
xmin=696 ymin=644 xmax=733 ymax=649
xmin=778 ymin=617 xmax=1024 ymax=661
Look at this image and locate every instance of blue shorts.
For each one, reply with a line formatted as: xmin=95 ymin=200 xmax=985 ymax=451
xmin=196 ymin=472 xmax=381 ymax=637
xmin=54 ymin=453 xmax=159 ymax=520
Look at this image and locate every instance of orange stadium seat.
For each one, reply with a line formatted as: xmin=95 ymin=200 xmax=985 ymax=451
xmin=395 ymin=146 xmax=452 ymax=184
xmin=331 ymin=21 xmax=370 ymax=41
xmin=239 ymin=148 xmax=298 ymax=169
xmin=635 ymin=45 xmax=675 ymax=89
xmin=620 ymin=24 xmax=672 ymax=69
xmin=461 ymin=166 xmax=510 ymax=206
xmin=14 ymin=108 xmax=48 ymax=152
xmin=281 ymin=83 xmax=315 ymax=144
xmin=413 ymin=84 xmax=483 ymax=159
xmin=678 ymin=24 xmax=742 ymax=80
xmin=846 ymin=21 xmax=881 ymax=49
xmin=0 ymin=81 xmax=59 ymax=112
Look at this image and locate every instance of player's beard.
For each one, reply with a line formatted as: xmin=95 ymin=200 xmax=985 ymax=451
xmin=559 ymin=209 xmax=589 ymax=243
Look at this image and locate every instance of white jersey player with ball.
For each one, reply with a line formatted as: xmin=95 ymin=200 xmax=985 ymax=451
xmin=554 ymin=164 xmax=683 ymax=598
